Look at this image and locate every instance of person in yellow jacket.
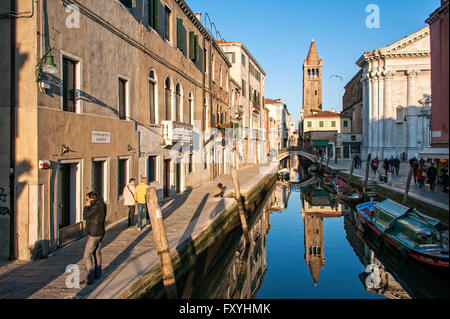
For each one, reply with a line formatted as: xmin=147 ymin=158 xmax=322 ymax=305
xmin=134 ymin=177 xmax=150 ymax=230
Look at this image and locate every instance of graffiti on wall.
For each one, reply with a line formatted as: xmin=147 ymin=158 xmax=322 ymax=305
xmin=0 ymin=187 xmax=9 ymax=216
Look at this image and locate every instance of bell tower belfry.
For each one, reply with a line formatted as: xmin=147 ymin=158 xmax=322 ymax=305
xmin=302 ymin=38 xmax=323 ymax=117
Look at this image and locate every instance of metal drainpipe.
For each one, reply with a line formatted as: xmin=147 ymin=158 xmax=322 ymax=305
xmin=9 ymin=0 xmax=16 ymax=260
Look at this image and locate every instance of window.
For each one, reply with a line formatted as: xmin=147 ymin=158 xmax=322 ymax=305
xmin=316 ymin=68 xmax=319 ymax=76
xmin=241 ymin=53 xmax=246 ymax=67
xmin=307 ymin=121 xmax=312 ymax=128
xmin=148 ymin=0 xmax=159 ymax=30
xmin=343 ymin=120 xmax=348 ymax=128
xmin=164 ymin=6 xmax=171 ymax=41
xmin=62 ymin=57 xmax=76 ymax=113
xmin=212 ymin=56 xmax=215 ymax=82
xmin=119 ymin=0 xmax=135 ymax=9
xmin=118 ymin=78 xmax=127 ymax=120
xmin=219 ymin=63 xmax=222 ymax=88
xmin=242 ymin=79 xmax=246 ymax=97
xmin=149 ymin=70 xmax=157 ymax=124
xmin=164 ymin=77 xmax=172 ymax=121
xmin=92 ymin=160 xmax=107 ymax=202
xmin=147 ymin=156 xmax=157 ymax=183
xmin=331 ymin=121 xmax=336 ymax=128
xmin=118 ymin=158 xmax=128 ymax=199
xmin=175 ymin=83 xmax=181 ymax=122
xmin=315 ymin=90 xmax=318 ymax=96
xmin=319 ymin=121 xmax=324 ymax=128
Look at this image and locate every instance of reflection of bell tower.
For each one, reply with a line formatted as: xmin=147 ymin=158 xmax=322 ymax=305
xmin=302 ymin=38 xmax=323 ymax=117
xmin=303 ymin=214 xmax=325 ymax=286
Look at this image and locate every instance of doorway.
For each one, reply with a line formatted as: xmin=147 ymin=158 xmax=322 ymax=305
xmin=176 ymin=162 xmax=181 ymax=194
xmin=164 ymin=159 xmax=170 ymax=198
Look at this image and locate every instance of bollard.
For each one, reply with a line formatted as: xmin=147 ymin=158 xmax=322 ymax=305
xmin=403 ymin=167 xmax=413 ymax=205
xmin=230 ymin=167 xmax=250 ymax=242
xmin=145 ymin=187 xmax=178 ymax=299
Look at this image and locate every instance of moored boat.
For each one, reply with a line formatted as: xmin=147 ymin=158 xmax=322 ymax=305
xmin=332 ymin=177 xmax=363 ymax=203
xmin=356 ymin=199 xmax=449 ymax=268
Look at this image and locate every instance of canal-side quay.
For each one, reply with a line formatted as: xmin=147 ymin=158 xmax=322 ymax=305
xmin=0 ymin=164 xmax=277 ymax=299
xmin=322 ymin=159 xmax=449 ymax=226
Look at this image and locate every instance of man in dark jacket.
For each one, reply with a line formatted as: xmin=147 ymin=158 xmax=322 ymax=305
xmin=82 ymin=192 xmax=106 ymax=285
xmin=427 ymin=163 xmax=437 ymax=191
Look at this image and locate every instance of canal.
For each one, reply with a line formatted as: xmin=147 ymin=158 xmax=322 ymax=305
xmin=146 ymin=165 xmax=448 ymax=299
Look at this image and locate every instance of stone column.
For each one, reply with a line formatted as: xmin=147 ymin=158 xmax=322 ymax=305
xmin=370 ymin=71 xmax=379 ymax=157
xmin=360 ymin=73 xmax=370 ymax=158
xmin=378 ymin=73 xmax=385 ymax=158
xmin=406 ymin=70 xmax=419 ymax=157
xmin=383 ymin=71 xmax=393 ymax=157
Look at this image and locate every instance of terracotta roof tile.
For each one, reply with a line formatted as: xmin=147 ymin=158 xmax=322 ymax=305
xmin=303 ymin=111 xmax=341 ymax=119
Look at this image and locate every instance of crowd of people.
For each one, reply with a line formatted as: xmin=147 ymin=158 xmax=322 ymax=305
xmin=355 ymin=155 xmax=449 ymax=193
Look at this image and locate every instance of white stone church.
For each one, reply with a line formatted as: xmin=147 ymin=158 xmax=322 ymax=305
xmin=357 ymin=26 xmax=431 ymax=160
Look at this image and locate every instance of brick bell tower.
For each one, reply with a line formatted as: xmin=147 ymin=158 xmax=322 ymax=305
xmin=302 ymin=38 xmax=323 ymax=117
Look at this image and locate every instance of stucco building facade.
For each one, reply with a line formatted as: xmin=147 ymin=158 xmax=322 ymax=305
xmin=357 ymin=26 xmax=431 ymax=160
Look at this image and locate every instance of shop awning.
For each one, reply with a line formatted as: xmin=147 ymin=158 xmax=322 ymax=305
xmin=313 ymin=140 xmax=330 ymax=147
xmin=418 ymin=147 xmax=449 ymax=159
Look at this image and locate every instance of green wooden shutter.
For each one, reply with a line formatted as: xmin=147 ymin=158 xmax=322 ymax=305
xmin=177 ymin=18 xmax=183 ymax=51
xmin=194 ymin=34 xmax=198 ymax=62
xmin=151 ymin=0 xmax=159 ymax=30
xmin=189 ymin=31 xmax=195 ymax=59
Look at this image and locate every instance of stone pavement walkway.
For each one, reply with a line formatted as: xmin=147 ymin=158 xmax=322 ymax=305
xmin=0 ymin=164 xmax=276 ymax=299
xmin=324 ymin=159 xmax=449 ymax=211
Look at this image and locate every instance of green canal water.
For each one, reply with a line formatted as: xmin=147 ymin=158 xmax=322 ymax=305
xmin=179 ymin=175 xmax=448 ymax=299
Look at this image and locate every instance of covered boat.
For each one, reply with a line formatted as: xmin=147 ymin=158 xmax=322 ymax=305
xmin=356 ymin=199 xmax=449 ymax=268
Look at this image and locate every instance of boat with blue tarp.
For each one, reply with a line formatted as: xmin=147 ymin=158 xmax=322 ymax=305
xmin=356 ymin=199 xmax=449 ymax=268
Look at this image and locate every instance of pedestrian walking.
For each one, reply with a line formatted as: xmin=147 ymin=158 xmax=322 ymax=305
xmin=442 ymin=167 xmax=449 ymax=193
xmin=122 ymin=178 xmax=136 ymax=227
xmin=417 ymin=166 xmax=427 ymax=190
xmin=82 ymin=192 xmax=106 ymax=285
xmin=134 ymin=177 xmax=151 ymax=231
xmin=382 ymin=158 xmax=390 ymax=177
xmin=394 ymin=157 xmax=400 ymax=176
xmin=389 ymin=156 xmax=395 ymax=174
xmin=427 ymin=163 xmax=437 ymax=191
xmin=370 ymin=158 xmax=378 ymax=178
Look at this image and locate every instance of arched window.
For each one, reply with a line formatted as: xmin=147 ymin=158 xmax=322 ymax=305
xmin=149 ymin=70 xmax=157 ymax=124
xmin=164 ymin=77 xmax=172 ymax=121
xmin=188 ymin=92 xmax=193 ymax=125
xmin=316 ymin=68 xmax=319 ymax=76
xmin=307 ymin=69 xmax=311 ymax=77
xmin=175 ymin=83 xmax=181 ymax=122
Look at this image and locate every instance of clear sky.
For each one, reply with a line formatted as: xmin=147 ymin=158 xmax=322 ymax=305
xmin=186 ymin=0 xmax=440 ymax=123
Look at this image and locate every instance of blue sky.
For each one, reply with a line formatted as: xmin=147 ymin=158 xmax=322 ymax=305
xmin=186 ymin=0 xmax=440 ymax=123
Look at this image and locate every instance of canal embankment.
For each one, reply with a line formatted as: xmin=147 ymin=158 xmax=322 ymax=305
xmin=0 ymin=164 xmax=277 ymax=299
xmin=323 ymin=160 xmax=449 ymax=226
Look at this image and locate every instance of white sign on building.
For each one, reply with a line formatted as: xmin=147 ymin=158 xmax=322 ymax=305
xmin=91 ymin=131 xmax=111 ymax=144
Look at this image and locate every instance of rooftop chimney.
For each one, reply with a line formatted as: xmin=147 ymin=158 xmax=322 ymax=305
xmin=195 ymin=12 xmax=201 ymax=22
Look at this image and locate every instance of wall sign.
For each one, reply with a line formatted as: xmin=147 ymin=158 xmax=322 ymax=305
xmin=92 ymin=131 xmax=111 ymax=144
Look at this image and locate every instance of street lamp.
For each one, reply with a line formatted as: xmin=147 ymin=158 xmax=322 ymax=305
xmin=35 ymin=48 xmax=57 ymax=82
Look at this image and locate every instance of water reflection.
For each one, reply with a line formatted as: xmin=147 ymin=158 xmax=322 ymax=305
xmin=149 ymin=165 xmax=447 ymax=299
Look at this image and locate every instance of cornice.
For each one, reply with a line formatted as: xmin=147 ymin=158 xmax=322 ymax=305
xmin=426 ymin=1 xmax=449 ymax=24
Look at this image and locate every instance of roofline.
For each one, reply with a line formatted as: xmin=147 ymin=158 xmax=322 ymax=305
xmin=175 ymin=0 xmax=211 ymax=40
xmin=426 ymin=1 xmax=449 ymax=24
xmin=218 ymin=41 xmax=267 ymax=76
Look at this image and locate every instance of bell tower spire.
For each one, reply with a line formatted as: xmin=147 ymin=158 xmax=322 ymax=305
xmin=302 ymin=39 xmax=323 ymax=117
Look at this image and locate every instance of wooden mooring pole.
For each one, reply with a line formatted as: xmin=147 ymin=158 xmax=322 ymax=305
xmin=145 ymin=187 xmax=178 ymax=299
xmin=364 ymin=153 xmax=372 ymax=196
xmin=349 ymin=158 xmax=355 ymax=183
xmin=231 ymin=167 xmax=250 ymax=242
xmin=403 ymin=167 xmax=414 ymax=205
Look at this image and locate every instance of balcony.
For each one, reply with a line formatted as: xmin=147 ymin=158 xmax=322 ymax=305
xmin=161 ymin=121 xmax=193 ymax=146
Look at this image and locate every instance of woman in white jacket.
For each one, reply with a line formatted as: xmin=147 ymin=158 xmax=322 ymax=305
xmin=122 ymin=178 xmax=136 ymax=227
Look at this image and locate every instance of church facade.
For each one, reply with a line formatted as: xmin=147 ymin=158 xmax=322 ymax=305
xmin=357 ymin=26 xmax=431 ymax=160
